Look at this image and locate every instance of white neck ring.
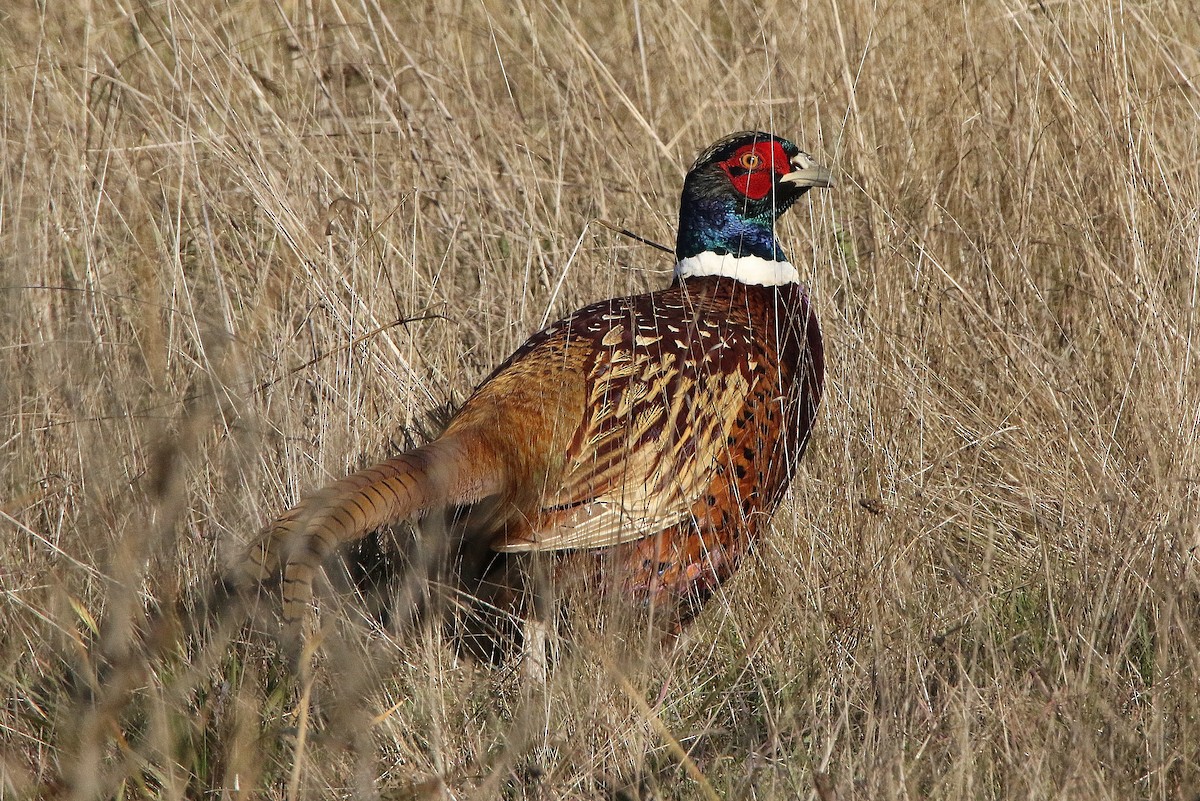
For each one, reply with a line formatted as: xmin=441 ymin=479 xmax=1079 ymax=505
xmin=674 ymin=251 xmax=799 ymax=287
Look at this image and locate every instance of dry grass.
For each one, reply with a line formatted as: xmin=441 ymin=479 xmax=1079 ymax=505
xmin=2 ymin=0 xmax=1199 ymax=798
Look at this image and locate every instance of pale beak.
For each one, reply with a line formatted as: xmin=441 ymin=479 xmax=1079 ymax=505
xmin=780 ymin=150 xmax=834 ymax=189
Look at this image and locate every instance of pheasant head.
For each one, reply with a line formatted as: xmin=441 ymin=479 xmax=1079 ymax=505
xmin=674 ymin=130 xmax=832 ymax=286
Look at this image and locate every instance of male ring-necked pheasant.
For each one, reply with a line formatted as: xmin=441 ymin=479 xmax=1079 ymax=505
xmin=240 ymin=131 xmax=831 ymax=654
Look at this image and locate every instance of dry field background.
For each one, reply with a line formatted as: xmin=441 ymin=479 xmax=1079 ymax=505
xmin=2 ymin=0 xmax=1199 ymax=798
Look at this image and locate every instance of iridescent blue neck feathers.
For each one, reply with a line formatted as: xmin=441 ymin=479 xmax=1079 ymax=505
xmin=674 ymin=195 xmax=791 ymax=264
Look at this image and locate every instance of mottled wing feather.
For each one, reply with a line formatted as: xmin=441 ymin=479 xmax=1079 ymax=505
xmin=496 ymin=294 xmax=753 ymax=552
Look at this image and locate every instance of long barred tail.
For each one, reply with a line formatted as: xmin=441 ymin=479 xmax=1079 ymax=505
xmin=239 ymin=434 xmax=502 ymax=644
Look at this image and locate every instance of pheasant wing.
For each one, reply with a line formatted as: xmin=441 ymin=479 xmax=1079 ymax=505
xmin=495 ymin=294 xmax=753 ymax=552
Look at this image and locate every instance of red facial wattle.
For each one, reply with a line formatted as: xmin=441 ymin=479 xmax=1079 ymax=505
xmin=718 ymin=141 xmax=792 ymax=201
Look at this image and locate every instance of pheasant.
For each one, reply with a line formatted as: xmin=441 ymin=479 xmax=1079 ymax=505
xmin=241 ymin=131 xmax=832 ymax=655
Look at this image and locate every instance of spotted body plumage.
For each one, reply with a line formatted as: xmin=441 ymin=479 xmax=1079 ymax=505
xmin=502 ymin=275 xmax=824 ymax=622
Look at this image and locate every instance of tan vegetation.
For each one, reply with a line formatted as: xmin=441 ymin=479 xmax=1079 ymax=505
xmin=2 ymin=0 xmax=1198 ymax=798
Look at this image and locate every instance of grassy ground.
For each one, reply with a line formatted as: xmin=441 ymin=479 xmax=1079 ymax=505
xmin=2 ymin=0 xmax=1199 ymax=798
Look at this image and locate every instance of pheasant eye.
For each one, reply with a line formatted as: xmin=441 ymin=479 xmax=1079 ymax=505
xmin=739 ymin=152 xmax=763 ymax=170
